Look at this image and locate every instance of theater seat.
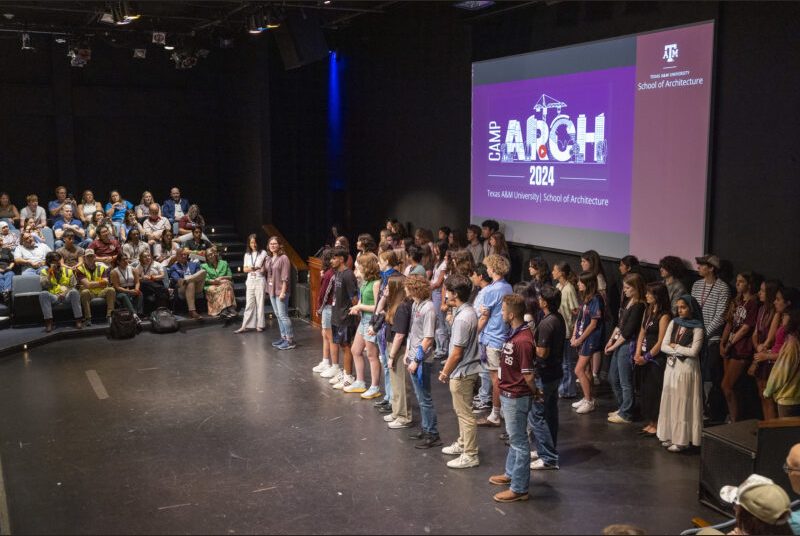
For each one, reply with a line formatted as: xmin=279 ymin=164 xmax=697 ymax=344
xmin=42 ymin=227 xmax=55 ymax=250
xmin=11 ymin=275 xmax=96 ymax=326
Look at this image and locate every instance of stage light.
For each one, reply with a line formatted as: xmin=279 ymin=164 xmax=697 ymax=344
xmin=121 ymin=1 xmax=140 ymax=21
xmin=247 ymin=15 xmax=262 ymax=34
xmin=21 ymin=33 xmax=35 ymax=51
xmin=324 ymin=0 xmax=331 ymax=4
xmin=264 ymin=11 xmax=280 ymax=29
xmin=54 ymin=36 xmax=67 ymax=44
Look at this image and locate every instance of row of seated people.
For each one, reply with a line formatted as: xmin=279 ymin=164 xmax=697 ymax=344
xmin=24 ymin=244 xmax=237 ymax=331
xmin=0 ymin=186 xmax=192 ymax=228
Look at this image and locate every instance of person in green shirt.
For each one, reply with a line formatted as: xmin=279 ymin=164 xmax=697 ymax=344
xmin=201 ymin=247 xmax=236 ymax=319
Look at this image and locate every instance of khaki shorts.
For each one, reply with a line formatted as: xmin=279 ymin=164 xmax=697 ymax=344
xmin=485 ymin=346 xmax=502 ymax=371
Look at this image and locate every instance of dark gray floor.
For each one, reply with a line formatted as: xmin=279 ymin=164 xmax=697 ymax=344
xmin=0 ymin=321 xmax=725 ymax=535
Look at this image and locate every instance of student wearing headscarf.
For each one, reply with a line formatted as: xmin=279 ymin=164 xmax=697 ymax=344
xmin=657 ymin=295 xmax=705 ymax=452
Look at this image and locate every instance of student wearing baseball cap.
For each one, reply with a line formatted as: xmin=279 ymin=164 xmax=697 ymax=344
xmin=703 ymin=474 xmax=793 ymax=535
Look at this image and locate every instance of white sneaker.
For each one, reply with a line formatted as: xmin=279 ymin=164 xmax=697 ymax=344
xmin=360 ymin=385 xmax=382 ymax=399
xmin=343 ymin=380 xmax=367 ymax=394
xmin=575 ymin=399 xmax=596 ymax=414
xmin=383 ymin=414 xmax=396 ymax=422
xmin=530 ymin=458 xmax=559 ymax=470
xmin=321 ymin=365 xmax=340 ymax=379
xmin=387 ymin=418 xmax=411 ymax=429
xmin=571 ymin=398 xmax=586 ymax=409
xmin=447 ymin=454 xmax=479 ymax=469
xmin=312 ymin=360 xmax=329 ymax=373
xmin=530 ymin=450 xmax=539 ymax=460
xmin=608 ymin=409 xmax=619 ymax=417
xmin=333 ymin=374 xmax=353 ymax=390
xmin=328 ymin=370 xmax=344 ymax=384
xmin=441 ymin=442 xmax=463 ymax=456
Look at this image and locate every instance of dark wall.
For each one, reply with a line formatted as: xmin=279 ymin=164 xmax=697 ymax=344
xmin=283 ymin=1 xmax=799 ymax=287
xmin=0 ymin=37 xmax=229 ymax=219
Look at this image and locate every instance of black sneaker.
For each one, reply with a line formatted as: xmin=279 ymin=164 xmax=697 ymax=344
xmin=373 ymin=399 xmax=390 ymax=408
xmin=377 ymin=406 xmax=393 ymax=414
xmin=408 ymin=429 xmax=426 ymax=440
xmin=499 ymin=432 xmax=509 ymax=441
xmin=415 ymin=434 xmax=443 ymax=449
xmin=472 ymin=401 xmax=492 ymax=413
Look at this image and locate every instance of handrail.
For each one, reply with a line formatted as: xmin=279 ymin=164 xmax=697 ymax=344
xmin=262 ymin=224 xmax=308 ymax=271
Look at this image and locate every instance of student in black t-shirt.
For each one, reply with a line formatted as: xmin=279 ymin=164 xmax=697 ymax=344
xmin=528 ymin=285 xmax=566 ymax=471
xmin=383 ymin=275 xmax=414 ymax=428
xmin=327 ymin=247 xmax=359 ymax=391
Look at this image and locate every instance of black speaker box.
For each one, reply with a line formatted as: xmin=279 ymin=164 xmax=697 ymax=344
xmin=274 ymin=11 xmax=328 ymax=70
xmin=699 ymin=417 xmax=800 ymax=517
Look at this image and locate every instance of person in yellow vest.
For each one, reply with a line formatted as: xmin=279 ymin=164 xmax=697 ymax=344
xmin=38 ymin=251 xmax=83 ymax=332
xmin=76 ymin=249 xmax=115 ymax=327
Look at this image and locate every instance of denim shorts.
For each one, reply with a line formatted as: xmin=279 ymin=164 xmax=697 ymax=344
xmin=357 ymin=313 xmax=376 ymax=343
xmin=579 ymin=334 xmax=602 ymax=357
xmin=320 ymin=305 xmax=332 ymax=329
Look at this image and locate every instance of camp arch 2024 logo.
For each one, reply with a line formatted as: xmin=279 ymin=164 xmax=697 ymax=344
xmin=486 ymin=93 xmax=608 ymax=167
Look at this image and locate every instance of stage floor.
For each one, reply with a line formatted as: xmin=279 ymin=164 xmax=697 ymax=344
xmin=0 ymin=321 xmax=725 ymax=534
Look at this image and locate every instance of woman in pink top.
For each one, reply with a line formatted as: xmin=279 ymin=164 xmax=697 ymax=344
xmin=748 ymin=279 xmax=782 ymax=420
xmin=266 ymin=236 xmax=294 ymax=350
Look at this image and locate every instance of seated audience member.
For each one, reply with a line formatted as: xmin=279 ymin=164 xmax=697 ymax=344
xmin=176 ymin=204 xmax=207 ymax=244
xmin=169 ymin=248 xmax=206 ymax=320
xmin=89 ymin=225 xmax=122 ymax=266
xmin=104 ymin=190 xmax=133 ymax=235
xmin=120 ymin=210 xmax=143 ymax=243
xmin=136 ymin=249 xmax=169 ymax=309
xmin=489 ymin=293 xmax=536 ymax=503
xmin=201 ymin=247 xmax=236 ymax=318
xmin=56 ymin=230 xmax=84 ymax=269
xmin=22 ymin=217 xmax=45 ymax=244
xmin=0 ymin=192 xmax=20 ymax=228
xmin=154 ymin=228 xmax=180 ymax=266
xmin=659 ymin=255 xmax=688 ymax=312
xmin=184 ymin=226 xmax=212 ymax=260
xmin=749 ymin=279 xmax=782 ymax=421
xmin=786 ymin=444 xmax=800 ymax=534
xmin=0 ymin=221 xmax=19 ymax=249
xmin=162 ymin=187 xmax=189 ymax=224
xmin=87 ymin=210 xmax=111 ymax=241
xmin=38 ymin=251 xmax=83 ymax=332
xmin=76 ymin=249 xmax=115 ymax=325
xmin=764 ymin=309 xmax=800 ymax=418
xmin=657 ymin=295 xmax=705 ymax=452
xmin=53 ymin=205 xmax=87 ymax=248
xmin=714 ymin=474 xmax=793 ymax=535
xmin=122 ymin=229 xmax=148 ymax=269
xmin=437 ymin=274 xmax=482 ymax=469
xmin=110 ymin=253 xmax=143 ymax=321
xmin=78 ymin=190 xmax=103 ymax=225
xmin=142 ymin=204 xmax=171 ymax=245
xmin=134 ymin=191 xmax=159 ymax=223
xmin=14 ymin=232 xmax=51 ymax=275
xmin=466 ymin=224 xmax=484 ymax=265
xmin=19 ymin=194 xmax=47 ymax=229
xmin=48 ymin=186 xmax=78 ymax=221
xmin=0 ymin=241 xmax=14 ymax=300
xmin=528 ymin=285 xmax=566 ymax=471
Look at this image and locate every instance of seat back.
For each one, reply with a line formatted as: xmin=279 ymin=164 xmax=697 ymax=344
xmin=42 ymin=227 xmax=55 ymax=250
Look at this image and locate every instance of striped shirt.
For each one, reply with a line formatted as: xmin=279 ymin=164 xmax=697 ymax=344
xmin=691 ymin=278 xmax=731 ymax=341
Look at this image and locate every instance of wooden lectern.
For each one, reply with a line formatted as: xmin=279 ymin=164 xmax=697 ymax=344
xmin=308 ymin=256 xmax=323 ymax=327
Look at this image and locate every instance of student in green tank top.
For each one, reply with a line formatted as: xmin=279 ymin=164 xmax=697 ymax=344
xmin=345 ymin=252 xmax=383 ymax=400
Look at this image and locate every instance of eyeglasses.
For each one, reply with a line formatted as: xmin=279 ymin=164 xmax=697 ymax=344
xmin=784 ymin=462 xmax=800 ymax=475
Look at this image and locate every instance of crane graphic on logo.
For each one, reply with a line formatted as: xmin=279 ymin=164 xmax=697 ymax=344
xmin=497 ymin=93 xmax=607 ymax=165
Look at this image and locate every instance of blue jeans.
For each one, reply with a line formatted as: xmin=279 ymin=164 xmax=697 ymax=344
xmin=431 ymin=289 xmax=449 ymax=357
xmin=0 ymin=271 xmax=13 ymax=292
xmin=558 ymin=343 xmax=578 ymax=398
xmin=39 ymin=289 xmax=82 ymax=320
xmin=501 ymin=394 xmax=532 ymax=494
xmin=377 ymin=325 xmax=392 ymax=403
xmin=528 ymin=377 xmax=560 ymax=466
xmin=478 ymin=369 xmax=492 ymax=404
xmin=409 ymin=362 xmax=438 ymax=436
xmin=608 ymin=342 xmax=634 ymax=420
xmin=269 ymin=294 xmax=294 ymax=340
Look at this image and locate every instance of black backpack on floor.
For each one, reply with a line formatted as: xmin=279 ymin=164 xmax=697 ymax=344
xmin=150 ymin=307 xmax=179 ymax=334
xmin=109 ymin=309 xmax=139 ymax=339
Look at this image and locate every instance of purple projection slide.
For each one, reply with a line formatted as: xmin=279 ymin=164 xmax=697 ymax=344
xmin=472 ymin=67 xmax=635 ymax=234
xmin=471 ymin=21 xmax=714 ymax=262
